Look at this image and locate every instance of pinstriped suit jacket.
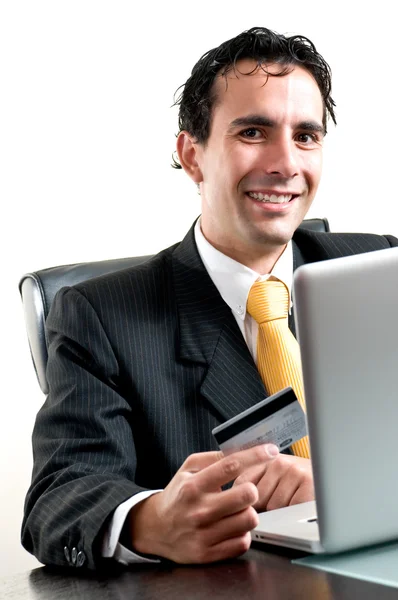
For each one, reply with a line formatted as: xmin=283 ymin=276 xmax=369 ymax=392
xmin=21 ymin=222 xmax=398 ymax=569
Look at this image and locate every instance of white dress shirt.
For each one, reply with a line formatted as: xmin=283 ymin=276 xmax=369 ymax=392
xmin=102 ymin=219 xmax=294 ymax=564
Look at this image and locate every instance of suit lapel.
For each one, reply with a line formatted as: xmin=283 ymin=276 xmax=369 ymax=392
xmin=200 ymin=321 xmax=267 ymax=421
xmin=172 ymin=224 xmax=266 ymax=421
xmin=288 ymin=238 xmax=307 ymax=337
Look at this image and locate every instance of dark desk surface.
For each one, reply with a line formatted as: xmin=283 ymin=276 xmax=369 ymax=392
xmin=2 ymin=545 xmax=397 ymax=600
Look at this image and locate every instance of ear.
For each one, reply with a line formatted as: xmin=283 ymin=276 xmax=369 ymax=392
xmin=176 ymin=131 xmax=203 ymax=184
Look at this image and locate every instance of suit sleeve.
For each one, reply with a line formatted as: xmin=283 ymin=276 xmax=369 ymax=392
xmin=21 ymin=286 xmax=149 ymax=570
xmin=385 ymin=235 xmax=398 ymax=247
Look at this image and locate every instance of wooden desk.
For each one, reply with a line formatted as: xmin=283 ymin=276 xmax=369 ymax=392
xmin=2 ymin=546 xmax=396 ymax=600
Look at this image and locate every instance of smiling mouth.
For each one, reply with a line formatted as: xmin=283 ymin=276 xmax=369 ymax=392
xmin=247 ymin=192 xmax=298 ymax=204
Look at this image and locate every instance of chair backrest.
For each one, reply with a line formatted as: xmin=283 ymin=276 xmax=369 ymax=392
xmin=19 ymin=218 xmax=330 ymax=395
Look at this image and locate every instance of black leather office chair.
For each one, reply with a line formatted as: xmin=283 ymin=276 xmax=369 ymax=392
xmin=19 ymin=217 xmax=330 ymax=395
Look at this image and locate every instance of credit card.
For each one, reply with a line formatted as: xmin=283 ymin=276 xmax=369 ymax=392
xmin=212 ymin=387 xmax=307 ymax=454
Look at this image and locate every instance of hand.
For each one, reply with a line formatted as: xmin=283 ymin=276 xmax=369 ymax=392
xmin=128 ymin=444 xmax=279 ymax=564
xmin=234 ymin=454 xmax=314 ymax=512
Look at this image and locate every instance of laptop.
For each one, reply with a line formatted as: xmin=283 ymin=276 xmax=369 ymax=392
xmin=252 ymin=246 xmax=398 ymax=554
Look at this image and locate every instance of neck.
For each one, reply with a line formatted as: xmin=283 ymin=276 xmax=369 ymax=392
xmin=202 ymin=234 xmax=287 ymax=275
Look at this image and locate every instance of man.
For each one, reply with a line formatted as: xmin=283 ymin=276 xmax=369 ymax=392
xmin=22 ymin=26 xmax=398 ymax=570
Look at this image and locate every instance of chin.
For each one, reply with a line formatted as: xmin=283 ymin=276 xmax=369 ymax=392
xmin=255 ymin=227 xmax=296 ymax=248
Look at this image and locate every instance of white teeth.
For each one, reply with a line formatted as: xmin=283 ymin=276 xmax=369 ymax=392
xmin=248 ymin=192 xmax=293 ymax=203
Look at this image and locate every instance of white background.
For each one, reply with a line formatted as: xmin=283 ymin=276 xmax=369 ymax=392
xmin=1 ymin=0 xmax=397 ymax=578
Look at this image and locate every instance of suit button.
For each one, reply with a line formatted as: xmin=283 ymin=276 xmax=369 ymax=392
xmin=76 ymin=550 xmax=86 ymax=567
xmin=64 ymin=546 xmax=71 ymax=563
xmin=71 ymin=547 xmax=78 ymax=565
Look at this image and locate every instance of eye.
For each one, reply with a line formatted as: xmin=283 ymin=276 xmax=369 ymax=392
xmin=240 ymin=128 xmax=263 ymax=139
xmin=296 ymin=132 xmax=322 ymax=146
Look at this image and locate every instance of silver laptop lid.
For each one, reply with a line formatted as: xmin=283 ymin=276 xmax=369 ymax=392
xmin=293 ymin=247 xmax=398 ymax=553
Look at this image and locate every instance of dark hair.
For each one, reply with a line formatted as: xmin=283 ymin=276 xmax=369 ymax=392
xmin=172 ymin=26 xmax=336 ymax=168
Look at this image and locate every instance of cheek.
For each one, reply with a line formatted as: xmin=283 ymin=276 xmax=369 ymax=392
xmin=304 ymin=152 xmax=323 ymax=190
xmin=228 ymin=145 xmax=262 ymax=184
xmin=224 ymin=145 xmax=245 ymax=169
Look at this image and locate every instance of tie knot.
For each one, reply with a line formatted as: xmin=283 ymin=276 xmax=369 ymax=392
xmin=247 ymin=279 xmax=289 ymax=324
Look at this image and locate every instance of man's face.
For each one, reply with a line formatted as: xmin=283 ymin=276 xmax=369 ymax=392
xmin=186 ymin=60 xmax=325 ymax=262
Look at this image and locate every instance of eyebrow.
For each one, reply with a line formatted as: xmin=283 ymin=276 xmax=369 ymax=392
xmin=228 ymin=115 xmax=325 ymax=136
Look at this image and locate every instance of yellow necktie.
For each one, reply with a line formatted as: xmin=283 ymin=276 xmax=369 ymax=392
xmin=247 ymin=279 xmax=310 ymax=459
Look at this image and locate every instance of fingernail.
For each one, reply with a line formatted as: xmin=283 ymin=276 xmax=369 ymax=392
xmin=267 ymin=444 xmax=279 ymax=457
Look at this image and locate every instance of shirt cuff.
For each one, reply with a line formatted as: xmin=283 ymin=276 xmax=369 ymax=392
xmin=102 ymin=489 xmax=162 ymax=564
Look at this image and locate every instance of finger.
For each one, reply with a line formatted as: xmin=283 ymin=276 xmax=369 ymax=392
xmin=190 ymin=482 xmax=259 ymax=527
xmin=289 ymin=480 xmax=315 ymax=506
xmin=234 ymin=464 xmax=269 ymax=487
xmin=180 ymin=451 xmax=225 ymax=474
xmin=194 ymin=444 xmax=279 ymax=492
xmin=265 ymin=469 xmax=301 ymax=511
xmin=255 ymin=455 xmax=314 ymax=510
xmin=253 ymin=457 xmax=289 ymax=510
xmin=205 ymin=506 xmax=259 ymax=546
xmin=185 ymin=532 xmax=253 ymax=565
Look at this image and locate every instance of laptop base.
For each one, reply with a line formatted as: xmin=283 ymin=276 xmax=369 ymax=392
xmin=252 ymin=501 xmax=324 ymax=553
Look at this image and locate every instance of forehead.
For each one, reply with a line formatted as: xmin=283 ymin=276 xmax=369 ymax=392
xmin=212 ymin=59 xmax=324 ymax=125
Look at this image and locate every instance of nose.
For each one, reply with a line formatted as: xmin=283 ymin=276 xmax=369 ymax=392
xmin=263 ymin=137 xmax=299 ymax=179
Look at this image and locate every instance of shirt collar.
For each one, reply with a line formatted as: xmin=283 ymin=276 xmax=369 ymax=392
xmin=194 ymin=219 xmax=293 ymax=320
